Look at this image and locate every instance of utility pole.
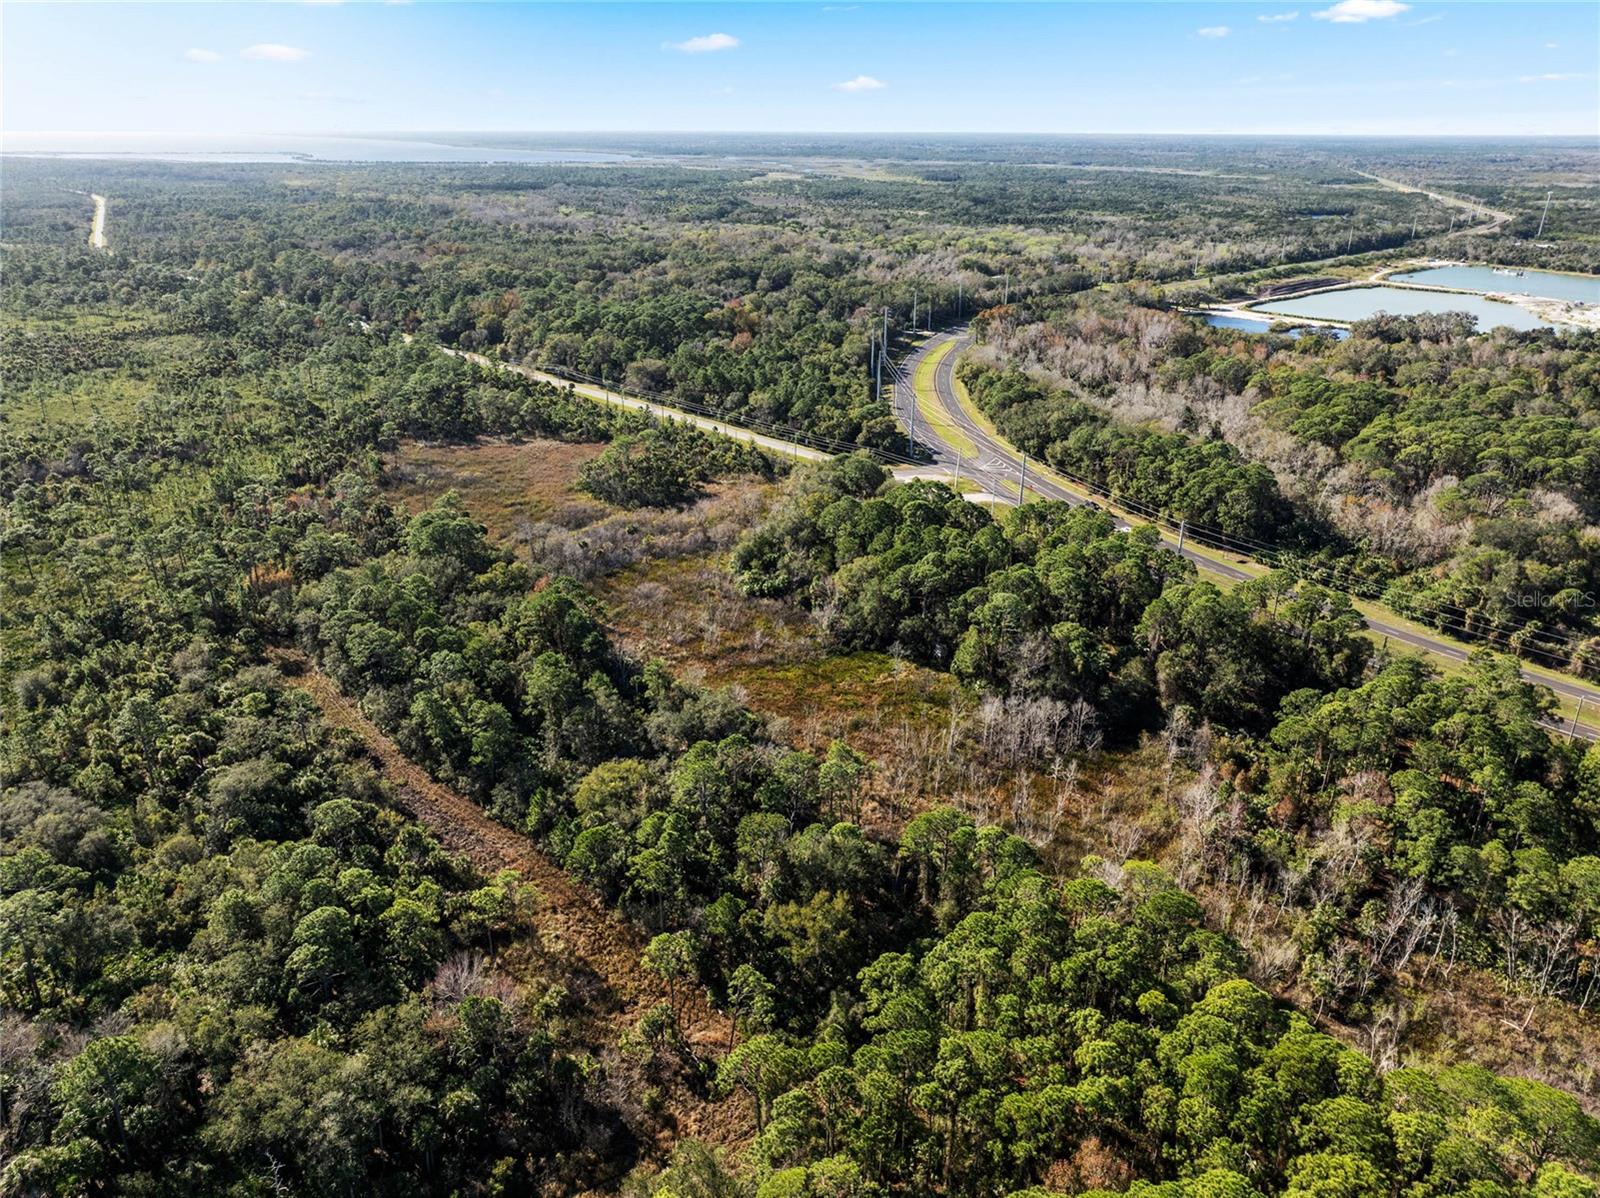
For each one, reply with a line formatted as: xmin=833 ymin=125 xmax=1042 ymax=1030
xmin=912 ymin=288 xmax=918 ymax=330
xmin=1571 ymin=694 xmax=1587 ymax=742
xmin=905 ymin=363 xmax=916 ymax=456
xmin=875 ymin=309 xmax=885 ymax=403
xmin=1018 ymin=453 xmax=1028 ymax=503
xmin=1536 ymin=190 xmax=1553 ymax=238
xmin=883 ymin=307 xmax=890 ymax=376
xmin=1176 ymin=518 xmax=1187 ymax=556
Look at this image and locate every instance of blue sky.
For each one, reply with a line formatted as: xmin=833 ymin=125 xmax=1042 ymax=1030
xmin=4 ymin=1 xmax=1596 ymax=138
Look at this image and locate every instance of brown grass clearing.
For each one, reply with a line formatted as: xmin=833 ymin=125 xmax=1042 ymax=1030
xmin=384 ymin=438 xmax=609 ymax=541
xmin=385 ymin=438 xmax=777 ymax=587
xmin=1396 ymin=964 xmax=1600 ymax=1108
xmin=595 ymin=549 xmax=1180 ymax=856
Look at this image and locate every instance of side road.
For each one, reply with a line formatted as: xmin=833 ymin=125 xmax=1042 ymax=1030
xmin=440 ymin=346 xmax=833 ymax=463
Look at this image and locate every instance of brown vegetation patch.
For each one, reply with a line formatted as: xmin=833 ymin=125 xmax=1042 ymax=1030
xmin=384 ymin=437 xmax=608 ymax=542
xmin=596 ymin=551 xmax=1183 ymax=857
xmin=1398 ymin=965 xmax=1600 ymax=1109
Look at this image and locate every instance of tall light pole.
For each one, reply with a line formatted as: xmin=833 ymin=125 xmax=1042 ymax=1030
xmin=905 ymin=360 xmax=916 ymax=456
xmin=875 ymin=310 xmax=885 ymax=403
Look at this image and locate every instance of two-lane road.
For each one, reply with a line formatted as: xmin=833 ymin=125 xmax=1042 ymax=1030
xmin=898 ymin=328 xmax=1600 ymax=741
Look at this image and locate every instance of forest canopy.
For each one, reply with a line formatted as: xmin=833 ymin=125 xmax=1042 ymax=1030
xmin=3 ymin=145 xmax=1599 ymax=1197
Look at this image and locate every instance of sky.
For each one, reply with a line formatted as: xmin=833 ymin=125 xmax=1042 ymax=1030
xmin=4 ymin=1 xmax=1597 ymax=140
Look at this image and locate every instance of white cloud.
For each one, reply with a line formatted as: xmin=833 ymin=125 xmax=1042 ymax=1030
xmin=1407 ymin=13 xmax=1444 ymax=25
xmin=1545 ymin=41 xmax=1560 ymax=49
xmin=1258 ymin=11 xmax=1299 ymax=21
xmin=1312 ymin=0 xmax=1409 ymax=23
xmin=1197 ymin=25 xmax=1230 ymax=38
xmin=833 ymin=74 xmax=887 ymax=91
xmin=184 ymin=48 xmax=221 ymax=63
xmin=241 ymin=43 xmax=311 ymax=61
xmin=668 ymin=32 xmax=739 ymax=53
xmin=1518 ymin=72 xmax=1588 ymax=82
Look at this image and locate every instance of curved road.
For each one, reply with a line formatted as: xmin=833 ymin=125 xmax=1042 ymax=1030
xmin=899 ymin=328 xmax=1600 ymax=742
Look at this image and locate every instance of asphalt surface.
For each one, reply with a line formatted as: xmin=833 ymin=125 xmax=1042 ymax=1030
xmin=898 ymin=328 xmax=1600 ymax=742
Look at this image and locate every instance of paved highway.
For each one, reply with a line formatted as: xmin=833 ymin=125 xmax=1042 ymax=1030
xmin=897 ymin=328 xmax=1600 ymax=742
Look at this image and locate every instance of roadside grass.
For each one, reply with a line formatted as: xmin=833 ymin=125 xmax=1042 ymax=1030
xmin=910 ymin=339 xmax=978 ymax=459
xmin=932 ymin=345 xmax=1264 ymax=581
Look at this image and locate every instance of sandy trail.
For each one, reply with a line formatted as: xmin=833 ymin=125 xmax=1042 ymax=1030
xmin=1354 ymin=170 xmax=1511 ymax=233
xmin=267 ymin=647 xmax=753 ymax=1156
xmin=441 ymin=346 xmax=832 ymax=463
xmin=89 ymin=193 xmax=107 ymax=250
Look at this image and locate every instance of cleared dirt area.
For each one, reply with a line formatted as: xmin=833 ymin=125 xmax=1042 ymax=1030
xmin=267 ymin=647 xmax=754 ymax=1163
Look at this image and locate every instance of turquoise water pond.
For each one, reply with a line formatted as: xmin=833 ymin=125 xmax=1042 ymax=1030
xmin=1252 ymin=286 xmax=1554 ymax=331
xmin=1388 ymin=265 xmax=1599 ymax=306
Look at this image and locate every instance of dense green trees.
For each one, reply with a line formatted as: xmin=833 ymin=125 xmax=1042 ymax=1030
xmin=579 ymin=424 xmax=776 ymax=509
xmin=300 ymin=492 xmax=929 ymax=1024
xmin=959 ymin=361 xmax=1297 ymax=543
xmin=742 ymin=860 xmax=1599 ymax=1198
xmin=730 ymin=457 xmax=1600 ymax=1018
xmin=0 ymin=616 xmax=610 ymax=1193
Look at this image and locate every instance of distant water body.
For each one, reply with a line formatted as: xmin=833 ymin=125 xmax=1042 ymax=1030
xmin=1388 ymin=265 xmax=1600 ymax=306
xmin=1203 ymin=313 xmax=1350 ymax=341
xmin=3 ymin=132 xmax=634 ymax=164
xmin=1254 ymin=285 xmax=1555 ymax=332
